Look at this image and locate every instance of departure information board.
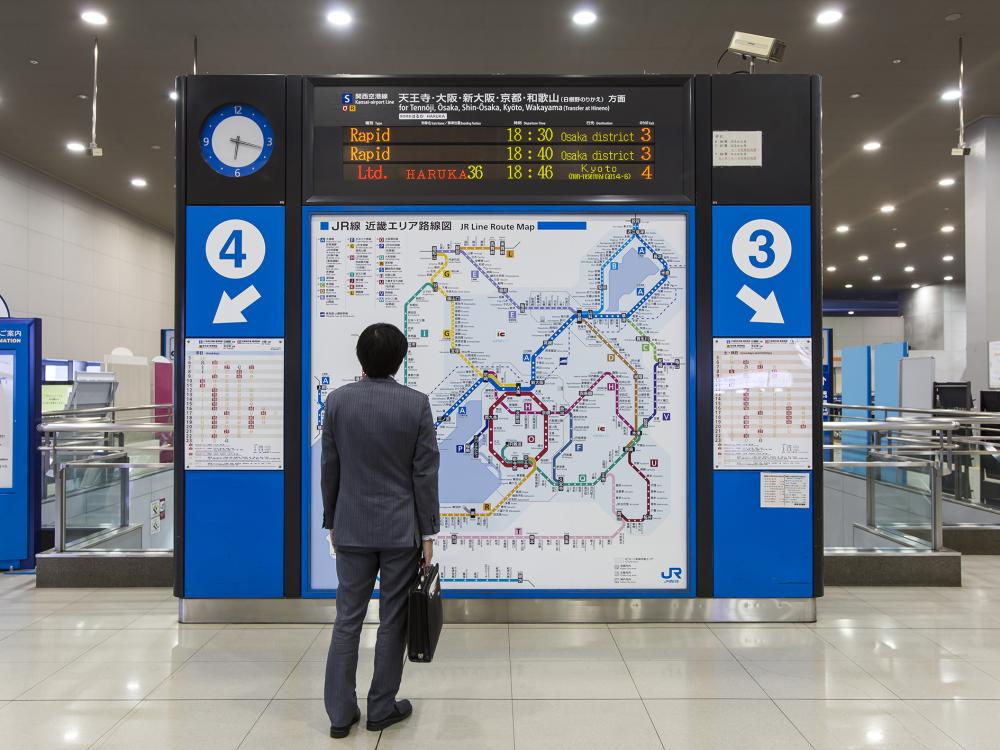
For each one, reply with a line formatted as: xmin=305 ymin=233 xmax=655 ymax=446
xmin=309 ymin=83 xmax=689 ymax=200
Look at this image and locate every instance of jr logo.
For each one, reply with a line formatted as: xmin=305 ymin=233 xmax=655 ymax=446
xmin=661 ymin=567 xmax=683 ymax=582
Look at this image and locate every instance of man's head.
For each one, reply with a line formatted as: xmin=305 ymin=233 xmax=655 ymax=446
xmin=356 ymin=323 xmax=408 ymax=378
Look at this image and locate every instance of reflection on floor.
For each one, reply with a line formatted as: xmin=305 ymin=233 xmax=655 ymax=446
xmin=1 ymin=558 xmax=1000 ymax=749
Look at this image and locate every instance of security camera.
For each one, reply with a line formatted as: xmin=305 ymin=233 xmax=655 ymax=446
xmin=951 ymin=146 xmax=970 ymax=157
xmin=86 ymin=144 xmax=103 ymax=157
xmin=729 ymin=32 xmax=787 ymax=64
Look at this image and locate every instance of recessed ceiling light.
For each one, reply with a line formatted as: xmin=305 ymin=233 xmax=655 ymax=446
xmin=857 ymin=254 xmax=869 ymax=262
xmin=835 ymin=224 xmax=850 ymax=233
xmin=844 ymin=283 xmax=854 ymax=289
xmin=816 ymin=9 xmax=843 ymax=25
xmin=66 ymin=141 xmax=86 ymax=153
xmin=938 ymin=177 xmax=956 ymax=187
xmin=943 ymin=254 xmax=954 ymax=262
xmin=168 ymin=91 xmax=179 ymax=101
xmin=849 ymin=92 xmax=861 ymax=99
xmin=941 ymin=224 xmax=955 ymax=233
xmin=892 ymin=58 xmax=903 ymax=65
xmin=326 ymin=9 xmax=353 ymax=26
xmin=872 ymin=275 xmax=882 ymax=281
xmin=76 ymin=93 xmax=88 ymax=100
xmin=826 ymin=265 xmax=837 ymax=272
xmin=130 ymin=177 xmax=148 ymax=188
xmin=945 ymin=12 xmax=962 ymax=21
xmin=151 ymin=145 xmax=161 ymax=151
xmin=862 ymin=141 xmax=882 ymax=151
xmin=911 ymin=283 xmax=921 ymax=289
xmin=904 ymin=265 xmax=915 ymax=272
xmin=880 ymin=204 xmax=895 ymax=213
xmin=81 ymin=10 xmax=108 ymax=25
xmin=941 ymin=88 xmax=962 ymax=101
xmin=848 ymin=310 xmax=856 ymax=315
xmin=29 ymin=59 xmax=39 ymax=65
xmin=572 ymin=9 xmax=597 ymax=25
xmin=944 ymin=275 xmax=954 ymax=281
xmin=895 ymin=241 xmax=907 ymax=248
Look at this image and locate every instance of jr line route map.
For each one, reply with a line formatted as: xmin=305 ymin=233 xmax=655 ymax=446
xmin=309 ymin=212 xmax=689 ymax=592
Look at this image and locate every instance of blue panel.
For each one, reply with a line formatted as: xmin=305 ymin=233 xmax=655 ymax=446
xmin=184 ymin=471 xmax=284 ymax=597
xmin=712 ymin=205 xmax=811 ymax=337
xmin=841 ymin=345 xmax=872 ymax=473
xmin=185 ymin=206 xmax=285 ymax=338
xmin=537 ymin=221 xmax=586 ymax=230
xmin=873 ymin=342 xmax=908 ymax=420
xmin=0 ymin=319 xmax=40 ymax=568
xmin=713 ymin=471 xmax=813 ymax=598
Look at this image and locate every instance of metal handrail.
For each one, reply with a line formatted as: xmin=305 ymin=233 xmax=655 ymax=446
xmin=827 ymin=402 xmax=1000 ymax=420
xmin=38 ymin=421 xmax=174 ymax=434
xmin=41 ymin=402 xmax=172 ymax=420
xmin=55 ymin=460 xmax=172 ymax=552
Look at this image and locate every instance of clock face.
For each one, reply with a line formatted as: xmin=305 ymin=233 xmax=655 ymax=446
xmin=200 ymin=103 xmax=274 ymax=177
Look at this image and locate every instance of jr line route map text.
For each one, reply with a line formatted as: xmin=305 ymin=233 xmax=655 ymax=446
xmin=309 ymin=211 xmax=689 ymax=592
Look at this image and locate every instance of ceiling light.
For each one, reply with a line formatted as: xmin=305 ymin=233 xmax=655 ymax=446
xmin=904 ymin=265 xmax=914 ymax=272
xmin=168 ymin=91 xmax=179 ymax=101
xmin=892 ymin=58 xmax=903 ymax=65
xmin=76 ymin=93 xmax=88 ymax=100
xmin=862 ymin=141 xmax=881 ymax=151
xmin=826 ymin=266 xmax=837 ymax=272
xmin=29 ymin=59 xmax=39 ymax=65
xmin=849 ymin=92 xmax=861 ymax=99
xmin=835 ymin=224 xmax=849 ymax=233
xmin=938 ymin=177 xmax=956 ymax=187
xmin=945 ymin=13 xmax=962 ymax=21
xmin=844 ymin=283 xmax=854 ymax=289
xmin=872 ymin=275 xmax=882 ymax=281
xmin=944 ymin=275 xmax=954 ymax=281
xmin=81 ymin=10 xmax=108 ymax=25
xmin=943 ymin=254 xmax=954 ymax=262
xmin=66 ymin=141 xmax=86 ymax=153
xmin=941 ymin=88 xmax=961 ymax=101
xmin=816 ymin=9 xmax=843 ymax=25
xmin=911 ymin=283 xmax=920 ymax=289
xmin=326 ymin=9 xmax=353 ymax=26
xmin=848 ymin=310 xmax=855 ymax=315
xmin=941 ymin=224 xmax=955 ymax=233
xmin=572 ymin=9 xmax=597 ymax=25
xmin=857 ymin=254 xmax=869 ymax=262
xmin=130 ymin=177 xmax=148 ymax=188
xmin=895 ymin=242 xmax=907 ymax=248
xmin=880 ymin=204 xmax=895 ymax=213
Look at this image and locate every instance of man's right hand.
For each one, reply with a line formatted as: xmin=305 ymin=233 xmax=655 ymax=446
xmin=421 ymin=539 xmax=434 ymax=568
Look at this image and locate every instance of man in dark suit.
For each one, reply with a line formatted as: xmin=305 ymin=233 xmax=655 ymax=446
xmin=321 ymin=323 xmax=440 ymax=738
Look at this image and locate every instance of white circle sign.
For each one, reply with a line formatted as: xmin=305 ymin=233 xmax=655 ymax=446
xmin=731 ymin=219 xmax=791 ymax=279
xmin=205 ymin=219 xmax=265 ymax=279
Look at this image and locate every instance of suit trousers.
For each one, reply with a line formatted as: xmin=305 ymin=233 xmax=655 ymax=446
xmin=324 ymin=546 xmax=420 ymax=726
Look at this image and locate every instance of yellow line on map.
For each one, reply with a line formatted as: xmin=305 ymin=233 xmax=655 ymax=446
xmin=442 ymin=457 xmax=537 ymax=518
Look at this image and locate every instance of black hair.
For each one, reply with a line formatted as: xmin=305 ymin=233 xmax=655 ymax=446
xmin=356 ymin=323 xmax=408 ymax=378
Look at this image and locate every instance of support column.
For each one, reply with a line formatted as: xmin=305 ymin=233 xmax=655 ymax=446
xmin=965 ymin=117 xmax=1000 ymax=396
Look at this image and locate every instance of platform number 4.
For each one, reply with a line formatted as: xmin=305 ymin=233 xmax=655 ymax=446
xmin=205 ymin=219 xmax=266 ymax=279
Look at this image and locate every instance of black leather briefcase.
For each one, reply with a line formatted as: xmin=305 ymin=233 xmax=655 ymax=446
xmin=407 ymin=563 xmax=443 ymax=662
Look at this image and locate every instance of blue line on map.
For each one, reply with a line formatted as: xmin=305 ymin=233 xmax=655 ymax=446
xmin=551 ymin=412 xmax=574 ymax=481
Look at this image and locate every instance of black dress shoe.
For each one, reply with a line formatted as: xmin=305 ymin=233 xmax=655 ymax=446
xmin=366 ymin=699 xmax=413 ymax=731
xmin=330 ymin=706 xmax=361 ymax=739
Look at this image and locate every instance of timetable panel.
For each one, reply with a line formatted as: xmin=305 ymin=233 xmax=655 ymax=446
xmin=309 ymin=83 xmax=688 ymax=200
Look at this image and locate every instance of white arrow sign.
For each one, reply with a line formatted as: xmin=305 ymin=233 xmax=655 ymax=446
xmin=213 ymin=285 xmax=261 ymax=324
xmin=736 ymin=284 xmax=784 ymax=324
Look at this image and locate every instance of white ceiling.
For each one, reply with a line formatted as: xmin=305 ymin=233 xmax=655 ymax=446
xmin=1 ymin=0 xmax=998 ymax=293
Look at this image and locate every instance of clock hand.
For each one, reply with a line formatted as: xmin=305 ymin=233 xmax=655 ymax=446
xmin=232 ymin=135 xmax=241 ymax=160
xmin=229 ymin=137 xmax=261 ymax=151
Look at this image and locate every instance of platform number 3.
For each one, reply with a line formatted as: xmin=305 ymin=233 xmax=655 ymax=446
xmin=205 ymin=219 xmax=266 ymax=279
xmin=731 ymin=219 xmax=792 ymax=279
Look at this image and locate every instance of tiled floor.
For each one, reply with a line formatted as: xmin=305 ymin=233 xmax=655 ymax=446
xmin=2 ymin=557 xmax=1000 ymax=749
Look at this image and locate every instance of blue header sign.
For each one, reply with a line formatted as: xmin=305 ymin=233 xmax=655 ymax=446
xmin=185 ymin=206 xmax=285 ymax=338
xmin=712 ymin=205 xmax=811 ymax=338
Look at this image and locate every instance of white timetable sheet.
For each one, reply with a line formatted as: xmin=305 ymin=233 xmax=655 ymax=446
xmin=713 ymin=337 xmax=813 ymax=470
xmin=0 ymin=353 xmax=13 ymax=489
xmin=184 ymin=338 xmax=284 ymax=470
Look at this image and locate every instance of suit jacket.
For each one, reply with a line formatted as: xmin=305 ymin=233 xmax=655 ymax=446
xmin=321 ymin=376 xmax=440 ymax=548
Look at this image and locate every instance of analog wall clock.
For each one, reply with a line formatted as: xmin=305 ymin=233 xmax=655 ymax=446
xmin=200 ymin=103 xmax=274 ymax=178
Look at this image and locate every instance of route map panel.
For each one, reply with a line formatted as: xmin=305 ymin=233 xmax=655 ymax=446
xmin=309 ymin=83 xmax=688 ymax=200
xmin=307 ymin=211 xmax=690 ymax=593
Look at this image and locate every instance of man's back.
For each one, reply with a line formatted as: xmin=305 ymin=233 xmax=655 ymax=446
xmin=321 ymin=377 xmax=440 ymax=549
